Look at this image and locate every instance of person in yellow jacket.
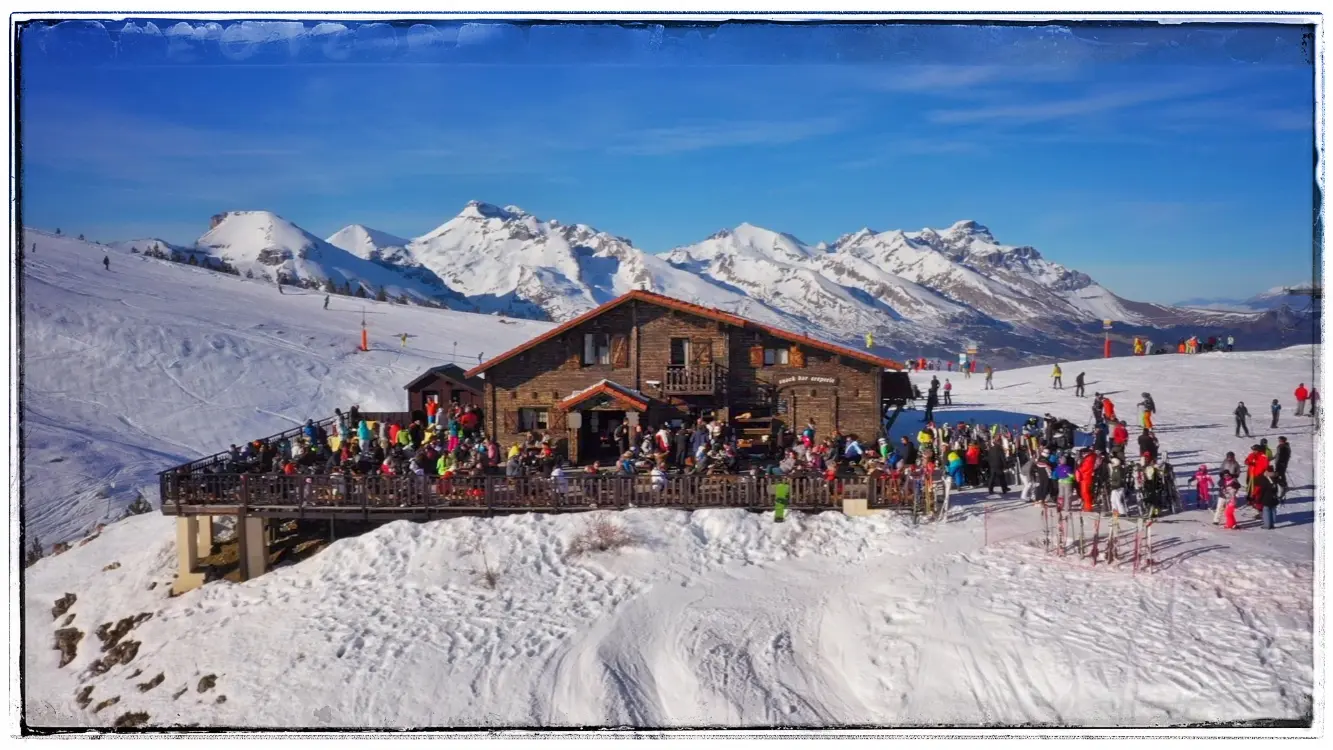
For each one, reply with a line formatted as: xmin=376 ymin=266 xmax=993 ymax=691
xmin=865 ymin=332 xmax=874 ymax=349
xmin=1051 ymin=363 xmax=1064 ymax=390
xmin=917 ymin=428 xmax=934 ymax=447
xmin=507 ymin=443 xmax=521 ymax=460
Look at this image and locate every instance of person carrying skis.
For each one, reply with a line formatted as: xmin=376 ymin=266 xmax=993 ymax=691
xmin=1187 ymin=465 xmax=1214 ymax=510
xmin=1234 ymin=401 xmax=1252 ymax=437
xmin=102 ymin=255 xmax=110 ymax=270
xmin=1074 ymin=372 xmax=1086 ymax=397
xmin=1270 ymin=398 xmax=1282 ymax=429
xmin=984 ymin=365 xmax=994 ymax=390
xmin=943 ymin=379 xmax=953 ymax=405
xmin=1051 ymin=363 xmax=1063 ymax=389
xmin=1294 ymin=383 xmax=1309 ymax=416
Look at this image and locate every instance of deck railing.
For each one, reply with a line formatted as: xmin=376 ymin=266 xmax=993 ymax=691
xmin=663 ymin=364 xmax=717 ymax=395
xmin=159 ymin=470 xmax=934 ymax=516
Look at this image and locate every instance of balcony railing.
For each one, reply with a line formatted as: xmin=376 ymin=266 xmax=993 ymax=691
xmin=663 ymin=364 xmax=717 ymax=395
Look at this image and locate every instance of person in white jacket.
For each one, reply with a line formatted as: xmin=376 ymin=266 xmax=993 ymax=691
xmin=650 ymin=463 xmax=667 ymax=491
xmin=550 ymin=463 xmax=568 ymax=496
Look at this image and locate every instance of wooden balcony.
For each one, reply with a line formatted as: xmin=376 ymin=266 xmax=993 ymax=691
xmin=663 ymin=364 xmax=717 ymax=395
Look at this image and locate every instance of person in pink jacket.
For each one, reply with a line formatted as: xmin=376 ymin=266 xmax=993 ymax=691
xmin=1187 ymin=465 xmax=1213 ymax=510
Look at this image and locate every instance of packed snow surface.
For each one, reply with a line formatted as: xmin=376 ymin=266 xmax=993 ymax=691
xmin=23 ymin=308 xmax=1319 ymax=727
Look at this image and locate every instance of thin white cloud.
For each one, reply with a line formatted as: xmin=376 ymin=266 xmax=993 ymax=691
xmin=609 ymin=117 xmax=847 ymax=156
xmin=927 ymin=80 xmax=1222 ymax=125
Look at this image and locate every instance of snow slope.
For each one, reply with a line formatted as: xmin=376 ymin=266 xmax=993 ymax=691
xmin=23 ymin=340 xmax=1319 ymax=729
xmin=19 ymin=230 xmax=552 ymax=545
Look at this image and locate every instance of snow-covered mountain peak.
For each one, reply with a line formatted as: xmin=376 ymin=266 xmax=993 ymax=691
xmin=326 ymin=224 xmax=410 ymax=261
xmin=198 ymin=211 xmax=321 ymax=262
xmin=457 ymin=200 xmax=519 ymax=222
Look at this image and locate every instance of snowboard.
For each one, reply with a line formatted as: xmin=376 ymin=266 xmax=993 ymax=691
xmin=774 ymin=482 xmax=790 ymax=523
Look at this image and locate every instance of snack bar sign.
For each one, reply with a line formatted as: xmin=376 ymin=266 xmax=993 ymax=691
xmin=776 ymin=375 xmax=838 ymax=387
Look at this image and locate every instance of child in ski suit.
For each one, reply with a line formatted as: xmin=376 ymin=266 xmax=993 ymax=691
xmin=1187 ymin=465 xmax=1213 ymax=510
xmin=1216 ymin=471 xmax=1241 ymax=527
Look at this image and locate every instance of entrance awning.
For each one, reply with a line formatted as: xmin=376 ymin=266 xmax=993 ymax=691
xmin=557 ymin=380 xmax=651 ymax=412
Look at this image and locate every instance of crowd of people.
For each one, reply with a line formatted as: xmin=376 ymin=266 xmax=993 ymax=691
xmin=1132 ymin=334 xmax=1235 ymax=355
xmin=191 ymin=348 xmax=1306 ymax=530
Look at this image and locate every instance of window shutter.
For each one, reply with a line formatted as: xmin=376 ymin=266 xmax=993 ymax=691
xmin=502 ymin=410 xmax=518 ymax=434
xmin=694 ymin=339 xmax=714 ymax=366
xmin=749 ymin=344 xmax=764 ymax=368
xmin=549 ymin=409 xmax=567 ymax=432
xmin=611 ymin=334 xmax=629 ymax=369
xmin=790 ymin=345 xmax=805 ymax=368
xmin=564 ymin=336 xmax=581 ymax=370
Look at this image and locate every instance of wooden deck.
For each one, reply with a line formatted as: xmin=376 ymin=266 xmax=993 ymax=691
xmin=158 ymin=472 xmax=925 ymax=521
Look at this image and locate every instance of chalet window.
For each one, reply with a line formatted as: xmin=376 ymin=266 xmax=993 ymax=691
xmin=670 ymin=337 xmax=691 ymax=366
xmin=763 ymin=347 xmax=789 ymax=366
xmin=518 ymin=408 xmax=549 ymax=431
xmin=583 ymin=333 xmax=611 ymax=365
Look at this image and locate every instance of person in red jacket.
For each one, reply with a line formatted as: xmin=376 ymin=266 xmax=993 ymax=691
xmin=1076 ymin=450 xmax=1097 ymax=512
xmin=1101 ymin=397 xmax=1117 ymax=423
xmin=1111 ymin=420 xmax=1129 ymax=459
xmin=1295 ymin=383 xmax=1309 ymax=416
xmin=1244 ymin=445 xmax=1269 ymax=509
xmin=964 ymin=441 xmax=982 ymax=486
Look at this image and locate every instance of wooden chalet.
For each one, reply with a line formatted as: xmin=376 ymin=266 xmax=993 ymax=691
xmin=466 ymin=290 xmax=910 ymax=464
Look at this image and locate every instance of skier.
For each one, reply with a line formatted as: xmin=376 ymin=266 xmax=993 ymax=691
xmin=1225 ymin=335 xmax=1235 ymax=352
xmin=923 ymin=385 xmax=938 ymax=424
xmin=324 ymin=295 xmax=330 ymax=310
xmin=986 ymin=440 xmax=1009 ymax=495
xmin=400 ymin=332 xmax=408 ymax=349
xmin=1110 ymin=420 xmax=1129 ymax=461
xmin=1295 ymin=383 xmax=1309 ymax=415
xmin=1273 ymin=436 xmax=1291 ymax=499
xmin=1270 ymin=398 xmax=1282 ymax=429
xmin=1137 ymin=429 xmax=1158 ymax=463
xmin=943 ymin=379 xmax=953 ymax=406
xmin=1138 ymin=392 xmax=1157 ymax=430
xmin=1074 ymin=371 xmax=1086 ymax=397
xmin=1102 ymin=396 xmax=1117 ymax=423
xmin=1092 ymin=420 xmax=1109 ymax=454
xmin=1218 ymin=471 xmax=1242 ymax=528
xmin=1256 ymin=467 xmax=1280 ymax=529
xmin=1244 ymin=444 xmax=1269 ymax=508
xmin=1051 ymin=363 xmax=1064 ymax=389
xmin=1076 ymin=449 xmax=1096 ymax=512
xmin=1054 ymin=456 xmax=1076 ymax=510
xmin=102 ymin=255 xmax=110 ymax=271
xmin=1108 ymin=457 xmax=1129 ymax=516
xmin=1092 ymin=393 xmax=1106 ymax=425
xmin=1139 ymin=455 xmax=1166 ymax=516
xmin=1234 ymin=401 xmax=1252 ymax=438
xmin=1187 ymin=465 xmax=1214 ymax=510
xmin=984 ymin=365 xmax=994 ymax=390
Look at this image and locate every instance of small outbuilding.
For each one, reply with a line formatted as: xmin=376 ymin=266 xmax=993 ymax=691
xmin=403 ymin=364 xmax=484 ymax=414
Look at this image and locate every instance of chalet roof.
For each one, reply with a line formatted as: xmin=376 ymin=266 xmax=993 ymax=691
xmin=556 ymin=380 xmax=651 ymax=412
xmin=402 ymin=364 xmax=485 ymax=393
xmin=465 ymin=290 xmax=904 ymax=378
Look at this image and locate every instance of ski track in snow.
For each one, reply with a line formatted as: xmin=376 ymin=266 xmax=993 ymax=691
xmin=21 ymin=231 xmax=1318 ymax=728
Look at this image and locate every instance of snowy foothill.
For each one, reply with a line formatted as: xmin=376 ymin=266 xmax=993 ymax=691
xmin=21 ymin=241 xmax=1320 ymax=733
xmin=19 ymin=229 xmax=552 ymax=545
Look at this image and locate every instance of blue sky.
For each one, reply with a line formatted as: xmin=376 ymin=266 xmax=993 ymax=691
xmin=20 ymin=20 xmax=1316 ymax=303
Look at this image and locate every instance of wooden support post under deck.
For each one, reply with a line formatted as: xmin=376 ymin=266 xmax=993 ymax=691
xmin=171 ymin=517 xmax=206 ymax=596
xmin=237 ymin=516 xmax=268 ymax=582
